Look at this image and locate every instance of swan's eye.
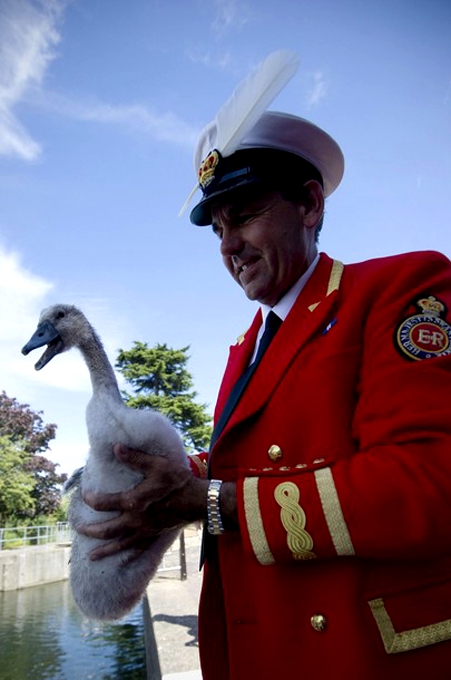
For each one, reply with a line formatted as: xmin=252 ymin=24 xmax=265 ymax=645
xmin=57 ymin=311 xmax=65 ymax=319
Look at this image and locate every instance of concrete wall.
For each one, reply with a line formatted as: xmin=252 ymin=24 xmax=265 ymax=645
xmin=0 ymin=544 xmax=70 ymax=591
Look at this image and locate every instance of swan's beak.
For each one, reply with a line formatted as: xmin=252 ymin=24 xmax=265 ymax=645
xmin=21 ymin=320 xmax=64 ymax=370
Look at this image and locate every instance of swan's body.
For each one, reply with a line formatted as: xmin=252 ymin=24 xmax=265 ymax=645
xmin=22 ymin=304 xmax=187 ymax=620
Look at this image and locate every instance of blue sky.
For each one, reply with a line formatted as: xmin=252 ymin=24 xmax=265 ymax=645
xmin=1 ymin=0 xmax=450 ymax=475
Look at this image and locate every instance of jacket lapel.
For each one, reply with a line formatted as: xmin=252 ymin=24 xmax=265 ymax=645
xmin=213 ymin=309 xmax=262 ymax=423
xmin=213 ymin=254 xmax=343 ymax=444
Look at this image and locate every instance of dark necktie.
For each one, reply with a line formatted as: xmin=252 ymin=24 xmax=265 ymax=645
xmin=201 ymin=311 xmax=283 ymax=568
xmin=210 ymin=311 xmax=282 ymax=449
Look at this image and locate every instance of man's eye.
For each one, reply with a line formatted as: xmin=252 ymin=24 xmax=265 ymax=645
xmin=211 ymin=224 xmax=223 ymax=239
xmin=237 ymin=214 xmax=253 ymax=224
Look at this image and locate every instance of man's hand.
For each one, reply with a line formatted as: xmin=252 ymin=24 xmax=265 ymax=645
xmin=78 ymin=444 xmax=209 ymax=561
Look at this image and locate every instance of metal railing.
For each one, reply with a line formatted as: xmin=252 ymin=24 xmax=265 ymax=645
xmin=156 ymin=530 xmax=188 ymax=579
xmin=0 ymin=523 xmax=188 ymax=578
xmin=0 ymin=522 xmax=72 ymax=550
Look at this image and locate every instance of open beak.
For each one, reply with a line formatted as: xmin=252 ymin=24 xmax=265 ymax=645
xmin=21 ymin=320 xmax=64 ymax=370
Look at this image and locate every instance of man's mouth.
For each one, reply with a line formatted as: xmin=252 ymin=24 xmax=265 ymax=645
xmin=237 ymin=260 xmax=261 ymax=286
xmin=236 ymin=258 xmax=257 ymax=275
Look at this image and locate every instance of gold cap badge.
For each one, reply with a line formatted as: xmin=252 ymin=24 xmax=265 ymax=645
xmin=198 ymin=150 xmax=220 ymax=191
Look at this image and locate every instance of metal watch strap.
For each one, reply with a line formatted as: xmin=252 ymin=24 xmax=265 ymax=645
xmin=207 ymin=479 xmax=225 ymax=535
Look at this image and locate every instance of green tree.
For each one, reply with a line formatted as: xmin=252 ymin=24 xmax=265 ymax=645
xmin=0 ymin=390 xmax=56 ymax=453
xmin=0 ymin=435 xmax=36 ymax=526
xmin=0 ymin=391 xmax=67 ymax=521
xmin=116 ymin=342 xmax=212 ymax=452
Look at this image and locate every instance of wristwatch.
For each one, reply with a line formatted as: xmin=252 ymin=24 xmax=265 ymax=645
xmin=207 ymin=479 xmax=225 ymax=535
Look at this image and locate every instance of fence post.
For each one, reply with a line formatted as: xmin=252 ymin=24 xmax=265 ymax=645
xmin=179 ymin=530 xmax=187 ymax=581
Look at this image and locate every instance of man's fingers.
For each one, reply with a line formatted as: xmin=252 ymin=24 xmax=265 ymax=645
xmin=83 ymin=483 xmax=159 ymax=513
xmin=114 ymin=444 xmax=187 ymax=489
xmin=78 ymin=514 xmax=129 ymax=540
xmin=114 ymin=444 xmax=155 ymax=470
xmin=88 ymin=535 xmax=159 ymax=562
xmin=89 ymin=537 xmax=135 ymax=561
xmin=83 ymin=490 xmax=124 ymax=511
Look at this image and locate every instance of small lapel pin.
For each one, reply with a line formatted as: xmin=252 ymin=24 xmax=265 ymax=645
xmin=322 ymin=318 xmax=337 ymax=335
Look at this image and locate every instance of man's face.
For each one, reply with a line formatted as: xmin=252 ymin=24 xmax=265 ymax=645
xmin=211 ymin=188 xmax=318 ymax=306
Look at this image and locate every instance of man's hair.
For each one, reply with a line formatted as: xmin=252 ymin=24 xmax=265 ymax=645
xmin=278 ymin=181 xmax=324 ymax=243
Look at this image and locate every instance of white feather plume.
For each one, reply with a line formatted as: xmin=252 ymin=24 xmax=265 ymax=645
xmin=203 ymin=50 xmax=300 ymax=164
xmin=179 ymin=49 xmax=300 ymax=217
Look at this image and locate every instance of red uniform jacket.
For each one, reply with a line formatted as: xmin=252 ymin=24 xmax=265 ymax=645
xmin=192 ymin=251 xmax=451 ymax=680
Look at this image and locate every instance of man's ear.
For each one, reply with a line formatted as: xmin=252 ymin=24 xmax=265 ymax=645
xmin=300 ymin=180 xmax=324 ymax=228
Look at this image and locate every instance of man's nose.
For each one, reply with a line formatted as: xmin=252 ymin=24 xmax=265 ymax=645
xmin=220 ymin=227 xmax=243 ymax=257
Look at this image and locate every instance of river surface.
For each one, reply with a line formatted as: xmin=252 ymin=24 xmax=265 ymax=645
xmin=0 ymin=580 xmax=146 ymax=680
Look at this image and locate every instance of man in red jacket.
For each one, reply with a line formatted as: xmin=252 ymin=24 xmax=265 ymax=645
xmin=82 ymin=111 xmax=451 ymax=678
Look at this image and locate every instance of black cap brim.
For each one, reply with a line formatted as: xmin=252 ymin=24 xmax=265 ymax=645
xmin=189 ymin=148 xmax=323 ymax=226
xmin=190 ymin=172 xmax=262 ymax=226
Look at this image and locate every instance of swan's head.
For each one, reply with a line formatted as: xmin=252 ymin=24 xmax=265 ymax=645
xmin=21 ymin=304 xmax=89 ymax=370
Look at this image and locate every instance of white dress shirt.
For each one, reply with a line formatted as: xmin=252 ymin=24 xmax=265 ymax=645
xmin=249 ymin=253 xmax=320 ymax=363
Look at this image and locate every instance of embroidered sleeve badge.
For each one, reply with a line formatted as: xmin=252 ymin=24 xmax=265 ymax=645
xmin=395 ymin=296 xmax=451 ymax=361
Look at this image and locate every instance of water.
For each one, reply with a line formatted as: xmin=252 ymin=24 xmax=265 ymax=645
xmin=0 ymin=580 xmax=146 ymax=680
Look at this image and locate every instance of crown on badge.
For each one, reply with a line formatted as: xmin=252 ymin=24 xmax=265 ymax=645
xmin=417 ymin=296 xmax=445 ymax=316
xmin=198 ymin=149 xmax=221 ymax=191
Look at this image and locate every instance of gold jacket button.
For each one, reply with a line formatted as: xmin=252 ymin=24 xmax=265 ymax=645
xmin=310 ymin=614 xmax=327 ymax=632
xmin=268 ymin=444 xmax=282 ymax=462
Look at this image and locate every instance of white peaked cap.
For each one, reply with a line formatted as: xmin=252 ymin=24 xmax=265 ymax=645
xmin=235 ymin=111 xmax=344 ymax=197
xmin=194 ymin=111 xmax=344 ymax=199
xmin=189 ymin=111 xmax=345 ymax=225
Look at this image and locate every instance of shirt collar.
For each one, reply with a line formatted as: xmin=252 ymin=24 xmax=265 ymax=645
xmin=261 ymin=252 xmax=320 ymax=324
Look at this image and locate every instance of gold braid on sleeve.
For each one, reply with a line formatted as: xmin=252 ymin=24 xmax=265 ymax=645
xmin=274 ymin=482 xmax=316 ymax=560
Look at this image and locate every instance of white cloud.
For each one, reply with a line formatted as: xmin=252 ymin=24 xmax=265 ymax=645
xmin=0 ymin=247 xmax=136 ymax=400
xmin=0 ymin=106 xmax=42 ymax=160
xmin=0 ymin=245 xmax=136 ymax=471
xmin=212 ymin=0 xmax=251 ymax=34
xmin=0 ymin=246 xmax=52 ymax=340
xmin=38 ymin=92 xmax=200 ymax=149
xmin=306 ymin=71 xmax=327 ymax=108
xmin=185 ymin=46 xmax=233 ymax=72
xmin=0 ymin=244 xmax=93 ymax=397
xmin=186 ymin=0 xmax=251 ymax=67
xmin=0 ymin=245 xmax=50 ymax=390
xmin=0 ymin=0 xmax=199 ymax=158
xmin=0 ymin=0 xmax=66 ymax=161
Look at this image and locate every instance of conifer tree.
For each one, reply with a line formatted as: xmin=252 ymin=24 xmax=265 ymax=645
xmin=116 ymin=342 xmax=212 ymax=453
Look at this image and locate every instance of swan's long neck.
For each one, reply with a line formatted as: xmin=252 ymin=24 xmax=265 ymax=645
xmin=77 ymin=325 xmax=122 ymax=400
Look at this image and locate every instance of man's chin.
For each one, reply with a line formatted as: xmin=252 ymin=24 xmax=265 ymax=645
xmin=241 ymin=282 xmax=272 ymax=305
